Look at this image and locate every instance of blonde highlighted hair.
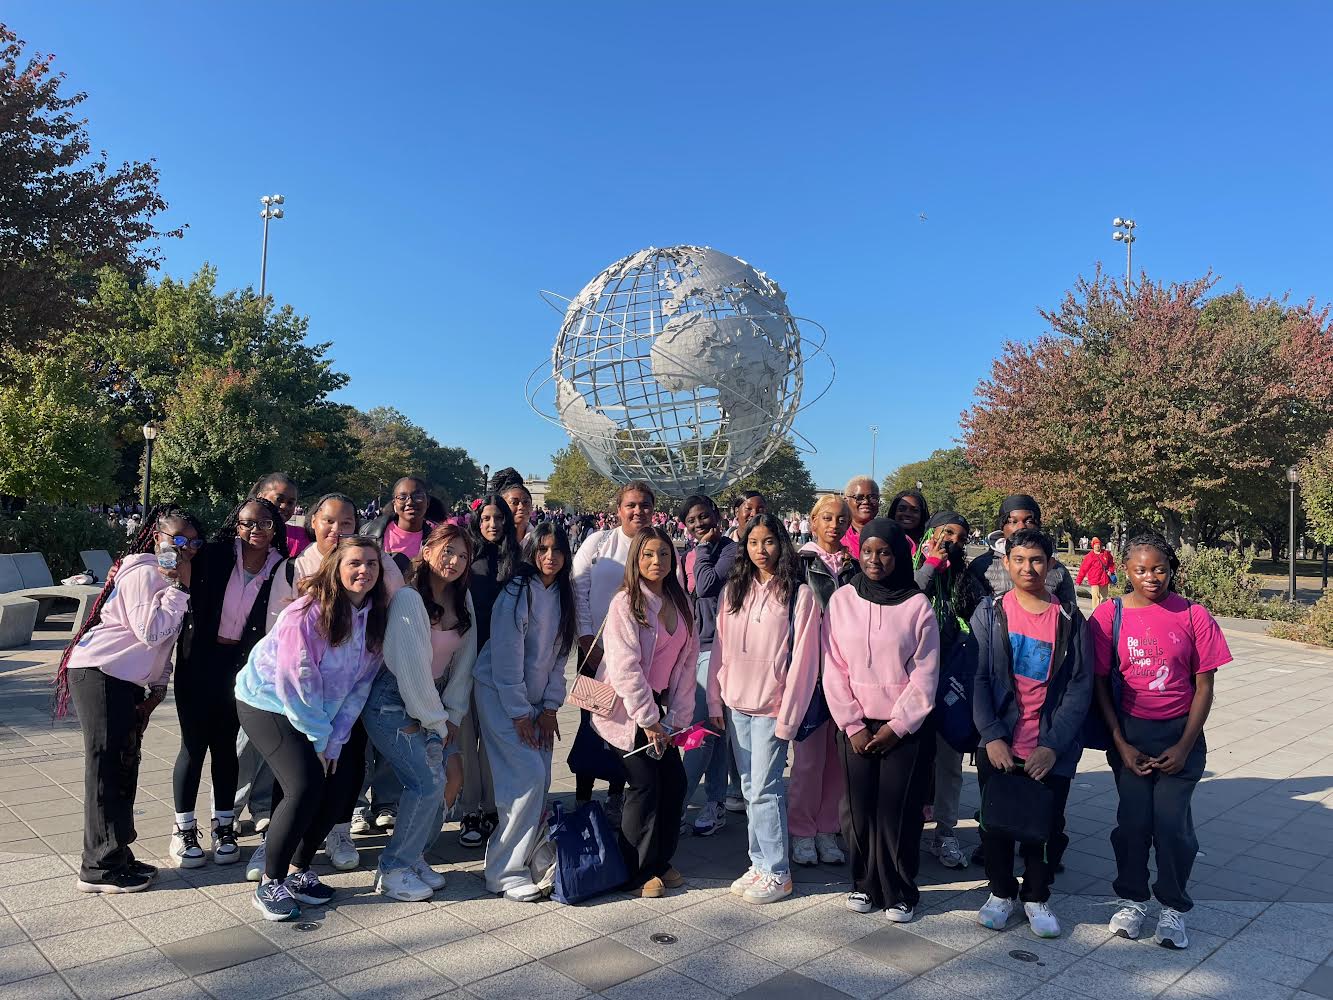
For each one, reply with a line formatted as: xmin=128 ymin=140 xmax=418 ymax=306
xmin=810 ymin=494 xmax=852 ymax=525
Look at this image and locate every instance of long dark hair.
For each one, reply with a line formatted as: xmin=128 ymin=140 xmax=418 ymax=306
xmin=410 ymin=522 xmax=473 ymax=633
xmin=469 ymin=493 xmax=520 ymax=583
xmin=513 ymin=521 xmax=577 ymax=657
xmin=298 ymin=536 xmax=389 ymax=651
xmin=725 ymin=513 xmax=802 ymax=614
xmin=215 ymin=496 xmax=287 ymax=556
xmin=53 ymin=504 xmax=205 ymax=718
xmin=621 ymin=526 xmax=693 ymax=633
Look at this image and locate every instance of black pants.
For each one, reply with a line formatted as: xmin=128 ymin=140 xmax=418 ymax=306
xmin=70 ymin=668 xmax=145 ymax=882
xmin=1109 ymin=714 xmax=1205 ymax=912
xmin=839 ymin=723 xmax=934 ymax=910
xmin=976 ymin=753 xmax=1071 ymax=903
xmin=618 ymin=723 xmax=686 ymax=887
xmin=172 ymin=643 xmax=244 ymax=815
xmin=573 ymin=648 xmax=624 ymax=801
xmin=237 ymin=703 xmax=365 ymax=879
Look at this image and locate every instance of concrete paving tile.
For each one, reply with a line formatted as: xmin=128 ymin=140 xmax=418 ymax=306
xmin=417 ymin=932 xmax=529 ymax=985
xmin=0 ymin=972 xmax=74 ymax=1000
xmin=924 ymin=952 xmax=1046 ymax=1000
xmin=881 ymin=978 xmax=977 ymax=1000
xmin=491 ymin=909 xmax=599 ymax=959
xmin=1050 ymin=954 xmax=1176 ymax=1000
xmin=289 ymin=927 xmax=406 ymax=980
xmin=119 ymin=984 xmax=212 ymax=1000
xmin=447 ymin=892 xmax=553 ymax=932
xmin=159 ymin=923 xmax=278 ymax=975
xmin=600 ymin=966 xmax=724 ymax=1000
xmin=560 ymin=893 xmax=658 ymax=935
xmin=12 ymin=894 xmax=119 ymax=939
xmin=544 ymin=937 xmax=659 ymax=992
xmin=0 ymin=855 xmax=74 ymax=888
xmin=0 ymin=913 xmax=25 ymax=947
xmin=0 ymin=941 xmax=53 ymax=985
xmin=727 ymin=915 xmax=840 ymax=968
xmin=33 ymin=922 xmax=154 ymax=970
xmin=669 ymin=942 xmax=783 ymax=996
xmin=62 ymin=949 xmax=188 ymax=1000
xmin=848 ymin=925 xmax=959 ymax=976
xmin=333 ymin=891 xmax=436 ymax=928
xmin=1189 ymin=938 xmax=1315 ymax=988
xmin=469 ymin=961 xmax=589 ymax=1000
xmin=610 ymin=914 xmax=719 ymax=964
xmin=0 ymin=786 xmax=77 ymax=807
xmin=730 ymin=969 xmax=862 ymax=1000
xmin=795 ymin=948 xmax=913 ymax=999
xmin=368 ymin=905 xmax=477 ymax=953
xmin=194 ymin=953 xmax=319 ymax=1000
xmin=1021 ymin=985 xmax=1117 ymax=1000
xmin=1088 ymin=929 xmax=1225 ymax=984
xmin=964 ymin=933 xmax=1081 ymax=980
xmin=1299 ymin=965 xmax=1333 ymax=1000
xmin=328 ymin=955 xmax=455 ymax=1000
xmin=130 ymin=899 xmax=240 ymax=945
xmin=665 ymin=893 xmax=774 ymax=939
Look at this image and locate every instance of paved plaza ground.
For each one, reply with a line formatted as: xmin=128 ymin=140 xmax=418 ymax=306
xmin=1 ymin=614 xmax=1332 ymax=1000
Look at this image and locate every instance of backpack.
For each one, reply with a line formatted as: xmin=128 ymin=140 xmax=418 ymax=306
xmin=935 ymin=630 xmax=980 ymax=754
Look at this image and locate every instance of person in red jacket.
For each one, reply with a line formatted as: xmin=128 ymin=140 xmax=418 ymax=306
xmin=1076 ymin=537 xmax=1117 ymax=607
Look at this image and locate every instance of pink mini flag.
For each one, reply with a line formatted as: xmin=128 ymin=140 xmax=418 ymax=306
xmin=672 ymin=722 xmax=720 ymax=752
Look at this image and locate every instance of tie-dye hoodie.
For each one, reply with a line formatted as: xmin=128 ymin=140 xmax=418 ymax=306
xmin=235 ymin=595 xmax=382 ymax=760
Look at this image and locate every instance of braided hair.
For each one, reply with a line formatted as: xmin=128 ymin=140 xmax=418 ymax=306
xmin=1122 ymin=531 xmax=1180 ymax=593
xmin=52 ymin=504 xmax=204 ymax=719
xmin=214 ymin=496 xmax=287 ymax=556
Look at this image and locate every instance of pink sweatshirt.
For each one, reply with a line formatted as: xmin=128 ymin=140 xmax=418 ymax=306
xmin=821 ymin=587 xmax=940 ymax=738
xmin=66 ymin=554 xmax=191 ymax=688
xmin=706 ymin=580 xmax=821 ymax=740
xmin=592 ymin=585 xmax=700 ymax=752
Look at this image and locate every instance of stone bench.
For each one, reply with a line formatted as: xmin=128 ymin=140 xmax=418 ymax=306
xmin=0 ymin=594 xmax=40 ymax=649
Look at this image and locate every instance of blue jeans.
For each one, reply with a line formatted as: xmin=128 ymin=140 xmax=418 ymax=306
xmin=730 ymin=711 xmax=790 ymax=878
xmin=232 ymin=729 xmax=273 ymax=820
xmin=681 ymin=650 xmax=731 ymax=807
xmin=360 ymin=671 xmax=447 ymax=874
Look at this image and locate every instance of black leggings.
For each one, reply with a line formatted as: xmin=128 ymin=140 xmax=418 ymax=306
xmin=236 ymin=702 xmax=365 ymax=879
xmin=172 ymin=644 xmax=244 ymax=815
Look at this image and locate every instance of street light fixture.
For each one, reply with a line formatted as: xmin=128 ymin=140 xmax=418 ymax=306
xmin=1111 ymin=217 xmax=1137 ymax=292
xmin=1288 ymin=465 xmax=1300 ymax=602
xmin=868 ymin=425 xmax=879 ymax=482
xmin=482 ymin=464 xmax=490 ymax=498
xmin=259 ymin=194 xmax=285 ymax=302
xmin=141 ymin=422 xmax=159 ymax=511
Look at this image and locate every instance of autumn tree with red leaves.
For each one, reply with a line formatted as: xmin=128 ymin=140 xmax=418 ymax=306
xmin=961 ymin=268 xmax=1333 ymax=547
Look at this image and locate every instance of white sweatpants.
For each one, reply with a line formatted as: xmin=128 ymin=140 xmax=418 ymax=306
xmin=475 ymin=683 xmax=552 ymax=893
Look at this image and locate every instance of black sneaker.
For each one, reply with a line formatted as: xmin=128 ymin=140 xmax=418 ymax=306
xmin=126 ymin=859 xmax=158 ymax=880
xmin=481 ymin=811 xmax=499 ymax=837
xmin=252 ymin=879 xmax=301 ymax=921
xmin=459 ymin=812 xmax=484 ymax=849
xmin=286 ymin=869 xmax=335 ymax=906
xmin=211 ymin=822 xmax=241 ymax=865
xmin=77 ymin=869 xmax=153 ymax=894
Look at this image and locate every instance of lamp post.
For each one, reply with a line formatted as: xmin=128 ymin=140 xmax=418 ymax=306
xmin=1112 ymin=217 xmax=1137 ymax=291
xmin=141 ymin=423 xmax=159 ymax=512
xmin=259 ymin=194 xmax=285 ymax=301
xmin=869 ymin=425 xmax=879 ymax=481
xmin=1288 ymin=465 xmax=1300 ymax=601
xmin=482 ymin=464 xmax=490 ymax=498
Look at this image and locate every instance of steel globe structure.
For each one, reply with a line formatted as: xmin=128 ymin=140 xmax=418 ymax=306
xmin=528 ymin=245 xmax=832 ymax=497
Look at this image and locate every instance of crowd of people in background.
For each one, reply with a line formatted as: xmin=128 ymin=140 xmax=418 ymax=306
xmin=55 ymin=466 xmax=1230 ymax=953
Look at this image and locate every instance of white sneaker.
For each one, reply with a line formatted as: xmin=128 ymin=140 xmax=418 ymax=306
xmin=692 ymin=801 xmax=726 ymax=837
xmin=502 ymin=882 xmax=545 ymax=902
xmin=210 ymin=821 xmax=241 ymax=865
xmin=743 ymin=872 xmax=793 ymax=904
xmin=324 ymin=823 xmax=359 ymax=871
xmin=374 ymin=810 xmax=396 ymax=829
xmin=375 ymin=867 xmax=432 ymax=902
xmin=1154 ymin=907 xmax=1189 ymax=949
xmin=1110 ymin=899 xmax=1149 ymax=939
xmin=791 ymin=836 xmax=818 ymax=866
xmin=349 ymin=811 xmax=373 ymax=835
xmin=246 ymin=839 xmax=266 ymax=882
xmin=731 ymin=867 xmax=762 ymax=896
xmin=978 ymin=893 xmax=1016 ymax=930
xmin=846 ymin=891 xmax=874 ymax=914
xmin=885 ymin=904 xmax=915 ymax=923
xmin=933 ymin=835 xmax=966 ymax=869
xmin=168 ymin=825 xmax=207 ymax=869
xmin=724 ymin=793 xmax=746 ymax=813
xmin=253 ymin=817 xmax=270 ymax=834
xmin=815 ymin=833 xmax=845 ymax=865
xmin=411 ymin=859 xmax=447 ymax=890
xmin=1024 ymin=901 xmax=1061 ymax=939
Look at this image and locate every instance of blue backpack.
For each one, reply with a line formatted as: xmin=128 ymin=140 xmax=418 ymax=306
xmin=546 ymin=799 xmax=628 ymax=905
xmin=935 ymin=629 xmax=980 ymax=754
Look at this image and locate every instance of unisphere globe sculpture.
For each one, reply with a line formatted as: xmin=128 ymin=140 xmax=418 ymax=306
xmin=528 ymin=245 xmax=833 ymax=498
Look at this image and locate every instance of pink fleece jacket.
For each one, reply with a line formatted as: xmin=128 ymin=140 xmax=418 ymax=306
xmin=706 ymin=579 xmax=821 ymax=740
xmin=821 ymin=587 xmax=940 ymax=738
xmin=66 ymin=554 xmax=191 ymax=688
xmin=591 ymin=585 xmax=700 ymax=752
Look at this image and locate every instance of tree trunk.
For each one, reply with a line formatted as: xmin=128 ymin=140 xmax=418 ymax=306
xmin=1162 ymin=510 xmax=1184 ymax=548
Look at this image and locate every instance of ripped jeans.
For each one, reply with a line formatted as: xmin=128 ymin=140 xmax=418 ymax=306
xmin=361 ymin=670 xmax=448 ymax=874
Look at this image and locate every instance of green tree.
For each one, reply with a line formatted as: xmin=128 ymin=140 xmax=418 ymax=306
xmin=883 ymin=447 xmax=1004 ymax=533
xmin=0 ymin=25 xmax=181 ymax=351
xmin=546 ymin=443 xmax=617 ymax=512
xmin=1300 ymin=431 xmax=1333 ymax=546
xmin=719 ymin=439 xmax=817 ymax=516
xmin=335 ymin=406 xmax=480 ymax=508
xmin=0 ymin=347 xmax=118 ymax=501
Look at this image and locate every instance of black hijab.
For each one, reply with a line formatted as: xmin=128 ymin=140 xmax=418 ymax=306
xmin=851 ymin=518 xmax=920 ymax=606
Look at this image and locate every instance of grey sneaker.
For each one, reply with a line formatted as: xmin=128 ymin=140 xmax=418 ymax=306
xmin=1154 ymin=907 xmax=1189 ymax=949
xmin=1110 ymin=899 xmax=1149 ymax=939
xmin=791 ymin=836 xmax=818 ymax=866
xmin=933 ymin=835 xmax=966 ymax=869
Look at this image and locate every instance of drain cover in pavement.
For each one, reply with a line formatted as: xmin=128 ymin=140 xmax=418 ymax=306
xmin=650 ymin=933 xmax=678 ymax=945
xmin=296 ymin=922 xmax=319 ymax=931
xmin=1009 ymin=949 xmax=1040 ymax=963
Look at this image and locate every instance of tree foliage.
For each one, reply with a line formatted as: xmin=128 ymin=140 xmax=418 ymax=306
xmin=962 ymin=269 xmax=1333 ymax=545
xmin=0 ymin=25 xmax=180 ymax=350
xmin=335 ymin=406 xmax=481 ymax=508
xmin=718 ymin=438 xmax=817 ymax=516
xmin=546 ymin=443 xmax=617 ymax=512
xmin=1300 ymin=430 xmax=1333 ymax=546
xmin=883 ymin=447 xmax=1004 ymax=533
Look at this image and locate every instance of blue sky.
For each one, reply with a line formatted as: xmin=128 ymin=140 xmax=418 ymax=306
xmin=11 ymin=2 xmax=1332 ymax=489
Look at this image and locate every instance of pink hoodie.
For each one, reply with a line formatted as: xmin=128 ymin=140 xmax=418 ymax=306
xmin=66 ymin=554 xmax=191 ymax=688
xmin=592 ymin=585 xmax=699 ymax=752
xmin=706 ymin=580 xmax=821 ymax=740
xmin=821 ymin=586 xmax=940 ymax=738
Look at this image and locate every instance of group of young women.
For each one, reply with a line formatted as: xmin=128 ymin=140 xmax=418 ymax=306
xmin=56 ymin=472 xmax=1227 ymax=950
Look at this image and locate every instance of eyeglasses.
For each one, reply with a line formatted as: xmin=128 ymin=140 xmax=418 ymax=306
xmin=161 ymin=533 xmax=205 ymax=551
xmin=846 ymin=494 xmax=880 ymax=505
xmin=394 ymin=491 xmax=427 ymax=503
xmin=237 ymin=519 xmax=275 ymax=531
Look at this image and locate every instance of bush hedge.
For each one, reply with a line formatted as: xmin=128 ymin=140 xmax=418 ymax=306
xmin=1270 ymin=591 xmax=1333 ymax=647
xmin=0 ymin=504 xmax=128 ymax=580
xmin=1175 ymin=545 xmax=1305 ymax=622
